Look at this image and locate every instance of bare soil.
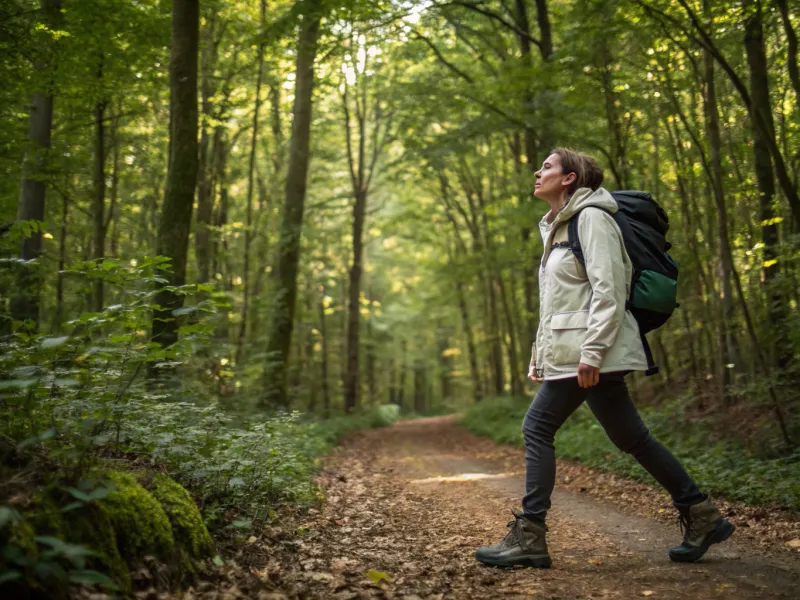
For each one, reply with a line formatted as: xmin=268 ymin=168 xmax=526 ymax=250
xmin=178 ymin=416 xmax=800 ymax=600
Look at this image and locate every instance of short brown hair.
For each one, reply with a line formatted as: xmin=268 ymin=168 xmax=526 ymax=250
xmin=551 ymin=147 xmax=604 ymax=195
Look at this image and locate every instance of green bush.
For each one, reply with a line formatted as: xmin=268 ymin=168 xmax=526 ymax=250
xmin=460 ymin=396 xmax=800 ymax=509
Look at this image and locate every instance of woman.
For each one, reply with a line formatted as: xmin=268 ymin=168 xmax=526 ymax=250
xmin=475 ymin=148 xmax=734 ymax=569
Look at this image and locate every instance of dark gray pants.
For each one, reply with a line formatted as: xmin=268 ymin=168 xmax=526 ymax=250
xmin=521 ymin=373 xmax=703 ymax=525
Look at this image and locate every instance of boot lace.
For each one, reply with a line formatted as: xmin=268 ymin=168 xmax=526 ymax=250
xmin=496 ymin=517 xmax=521 ymax=550
xmin=677 ymin=512 xmax=697 ymax=541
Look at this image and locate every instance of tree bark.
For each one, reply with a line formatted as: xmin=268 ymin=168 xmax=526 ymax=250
xmin=703 ymin=0 xmax=736 ymax=403
xmin=236 ymin=0 xmax=267 ymax=364
xmin=261 ymin=4 xmax=322 ymax=406
xmin=195 ymin=12 xmax=216 ymax=285
xmin=775 ymin=0 xmax=800 ymax=103
xmin=318 ymin=289 xmax=330 ymax=417
xmin=151 ymin=0 xmax=200 ymax=350
xmin=92 ymin=61 xmax=107 ymax=313
xmin=11 ymin=0 xmax=62 ymax=329
xmin=744 ymin=0 xmax=791 ymax=372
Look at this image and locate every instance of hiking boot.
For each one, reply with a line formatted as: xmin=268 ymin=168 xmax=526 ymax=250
xmin=475 ymin=509 xmax=552 ymax=568
xmin=669 ymin=497 xmax=735 ymax=563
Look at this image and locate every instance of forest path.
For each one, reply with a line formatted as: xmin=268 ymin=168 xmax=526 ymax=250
xmin=251 ymin=416 xmax=800 ymax=599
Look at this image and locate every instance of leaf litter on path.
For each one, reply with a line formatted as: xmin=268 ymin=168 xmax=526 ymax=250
xmin=166 ymin=416 xmax=799 ymax=600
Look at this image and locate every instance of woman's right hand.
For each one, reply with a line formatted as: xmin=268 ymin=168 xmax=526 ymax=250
xmin=528 ymin=365 xmax=543 ymax=383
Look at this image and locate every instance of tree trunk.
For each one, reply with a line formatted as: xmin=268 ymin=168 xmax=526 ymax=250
xmin=414 ymin=361 xmax=426 ymax=414
xmin=55 ymin=191 xmax=68 ymax=329
xmin=319 ymin=290 xmax=330 ymax=417
xmin=702 ymin=4 xmax=736 ymax=402
xmin=775 ymin=0 xmax=800 ymax=103
xmin=92 ymin=62 xmax=107 ymax=313
xmin=344 ymin=186 xmax=367 ymax=411
xmin=744 ymin=0 xmax=791 ymax=372
xmin=366 ymin=301 xmax=377 ymax=402
xmin=236 ymin=0 xmax=267 ymax=364
xmin=11 ymin=0 xmax=61 ymax=329
xmin=456 ymin=277 xmax=481 ymax=402
xmin=195 ymin=13 xmax=216 ymax=285
xmin=261 ymin=4 xmax=321 ymax=406
xmin=397 ymin=339 xmax=407 ymax=410
xmin=151 ymin=0 xmax=199 ymax=350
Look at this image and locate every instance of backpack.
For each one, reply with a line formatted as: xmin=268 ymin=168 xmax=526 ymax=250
xmin=564 ymin=190 xmax=678 ymax=376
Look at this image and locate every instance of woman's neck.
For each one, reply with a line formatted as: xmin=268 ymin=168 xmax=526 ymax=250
xmin=544 ymin=192 xmax=570 ymax=223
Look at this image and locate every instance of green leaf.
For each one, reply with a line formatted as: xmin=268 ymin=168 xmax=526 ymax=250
xmin=41 ymin=336 xmax=69 ymax=349
xmin=0 ymin=571 xmax=22 ymax=585
xmin=212 ymin=555 xmax=224 ymax=567
xmin=65 ymin=487 xmax=92 ymax=502
xmin=61 ymin=501 xmax=84 ymax=513
xmin=0 ymin=506 xmax=20 ymax=529
xmin=69 ymin=569 xmax=116 ymax=587
xmin=0 ymin=379 xmax=37 ymax=390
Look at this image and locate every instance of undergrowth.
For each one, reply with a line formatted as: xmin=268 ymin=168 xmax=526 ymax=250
xmin=460 ymin=395 xmax=800 ymax=509
xmin=0 ymin=256 xmax=400 ymax=595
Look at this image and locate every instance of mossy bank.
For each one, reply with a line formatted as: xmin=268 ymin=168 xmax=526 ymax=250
xmin=1 ymin=470 xmax=214 ymax=597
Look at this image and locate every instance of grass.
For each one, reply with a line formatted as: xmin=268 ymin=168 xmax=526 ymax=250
xmin=460 ymin=396 xmax=800 ymax=510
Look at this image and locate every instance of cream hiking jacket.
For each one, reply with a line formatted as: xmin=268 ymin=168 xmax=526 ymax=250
xmin=530 ymin=187 xmax=648 ymax=380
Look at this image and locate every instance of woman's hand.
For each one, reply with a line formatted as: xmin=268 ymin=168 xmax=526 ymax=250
xmin=527 ymin=365 xmax=543 ymax=383
xmin=577 ymin=363 xmax=600 ymax=388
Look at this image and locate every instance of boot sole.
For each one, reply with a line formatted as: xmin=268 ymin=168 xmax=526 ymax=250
xmin=669 ymin=518 xmax=736 ymax=563
xmin=475 ymin=552 xmax=552 ymax=569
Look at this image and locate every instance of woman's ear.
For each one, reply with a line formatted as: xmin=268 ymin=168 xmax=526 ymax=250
xmin=563 ymin=172 xmax=577 ymax=187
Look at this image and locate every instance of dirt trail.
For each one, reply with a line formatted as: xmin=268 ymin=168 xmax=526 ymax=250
xmin=243 ymin=416 xmax=800 ymax=600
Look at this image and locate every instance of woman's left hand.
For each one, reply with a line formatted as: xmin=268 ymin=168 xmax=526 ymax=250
xmin=577 ymin=363 xmax=600 ymax=388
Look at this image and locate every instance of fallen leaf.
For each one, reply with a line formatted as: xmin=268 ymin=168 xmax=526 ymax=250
xmin=588 ymin=559 xmax=602 ymax=566
xmin=247 ymin=536 xmax=257 ymax=544
xmin=641 ymin=592 xmax=655 ymax=597
xmin=365 ymin=569 xmax=391 ymax=584
xmin=785 ymin=539 xmax=800 ymax=549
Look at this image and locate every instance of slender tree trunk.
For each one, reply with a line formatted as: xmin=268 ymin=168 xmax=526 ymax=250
xmin=344 ymin=186 xmax=367 ymax=411
xmin=745 ymin=0 xmax=791 ymax=373
xmin=702 ymin=4 xmax=736 ymax=402
xmin=195 ymin=13 xmax=216 ymax=285
xmin=397 ymin=339 xmax=407 ymax=410
xmin=775 ymin=0 xmax=800 ymax=102
xmin=366 ymin=300 xmax=377 ymax=402
xmin=152 ymin=0 xmax=200 ymax=351
xmin=55 ymin=191 xmax=68 ymax=329
xmin=414 ymin=360 xmax=426 ymax=414
xmin=261 ymin=5 xmax=321 ymax=406
xmin=437 ymin=324 xmax=453 ymax=400
xmin=236 ymin=0 xmax=267 ymax=363
xmin=11 ymin=0 xmax=61 ymax=329
xmin=456 ymin=278 xmax=481 ymax=402
xmin=319 ymin=290 xmax=330 ymax=416
xmin=92 ymin=63 xmax=107 ymax=313
xmin=108 ymin=107 xmax=120 ymax=258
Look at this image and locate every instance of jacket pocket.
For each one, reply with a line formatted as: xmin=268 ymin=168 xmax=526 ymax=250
xmin=550 ymin=310 xmax=589 ymax=366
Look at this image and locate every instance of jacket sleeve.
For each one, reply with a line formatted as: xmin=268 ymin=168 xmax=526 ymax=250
xmin=578 ymin=208 xmax=627 ymax=367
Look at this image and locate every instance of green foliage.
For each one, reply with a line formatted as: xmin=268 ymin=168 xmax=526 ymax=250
xmin=311 ymin=404 xmax=400 ymax=450
xmin=461 ymin=396 xmax=800 ymax=509
xmin=0 ymin=504 xmax=117 ymax=594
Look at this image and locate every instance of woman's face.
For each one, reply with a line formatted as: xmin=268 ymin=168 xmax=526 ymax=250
xmin=534 ymin=153 xmax=574 ymax=201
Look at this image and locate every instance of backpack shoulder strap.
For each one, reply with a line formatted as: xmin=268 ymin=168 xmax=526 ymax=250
xmin=567 ymin=206 xmax=616 ymax=269
xmin=567 ymin=211 xmax=585 ymax=268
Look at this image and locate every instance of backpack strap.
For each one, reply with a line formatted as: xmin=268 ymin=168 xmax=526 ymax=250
xmin=566 ymin=214 xmax=585 ymax=268
xmin=641 ymin=332 xmax=659 ymax=376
